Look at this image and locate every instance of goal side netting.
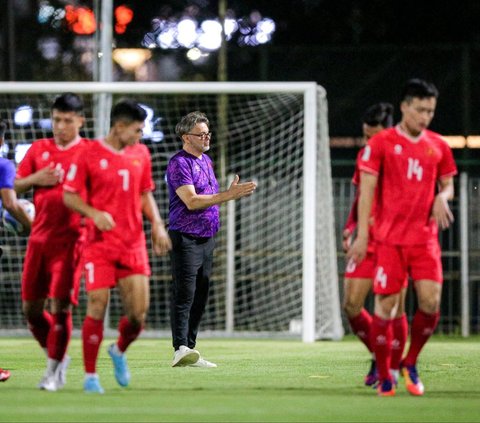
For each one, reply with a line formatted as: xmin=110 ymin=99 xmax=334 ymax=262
xmin=0 ymin=82 xmax=343 ymax=341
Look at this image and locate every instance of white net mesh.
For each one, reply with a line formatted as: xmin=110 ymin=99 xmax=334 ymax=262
xmin=0 ymin=82 xmax=342 ymax=340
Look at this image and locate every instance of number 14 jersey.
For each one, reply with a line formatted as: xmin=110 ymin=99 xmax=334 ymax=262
xmin=358 ymin=126 xmax=457 ymax=246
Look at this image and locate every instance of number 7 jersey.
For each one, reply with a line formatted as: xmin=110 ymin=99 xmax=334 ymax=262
xmin=358 ymin=126 xmax=457 ymax=245
xmin=63 ymin=140 xmax=155 ymax=249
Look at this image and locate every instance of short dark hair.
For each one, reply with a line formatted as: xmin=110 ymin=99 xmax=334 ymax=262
xmin=401 ymin=79 xmax=438 ymax=103
xmin=0 ymin=120 xmax=6 ymax=138
xmin=110 ymin=99 xmax=147 ymax=126
xmin=51 ymin=92 xmax=84 ymax=114
xmin=176 ymin=111 xmax=209 ymax=139
xmin=362 ymin=102 xmax=394 ymax=128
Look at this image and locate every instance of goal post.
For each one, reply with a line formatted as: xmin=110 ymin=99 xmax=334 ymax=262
xmin=0 ymin=81 xmax=343 ymax=341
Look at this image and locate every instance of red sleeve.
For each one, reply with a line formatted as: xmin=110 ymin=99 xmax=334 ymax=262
xmin=358 ymin=134 xmax=384 ymax=176
xmin=63 ymin=150 xmax=88 ymax=194
xmin=344 ymin=188 xmax=359 ymax=233
xmin=16 ymin=143 xmax=37 ymax=178
xmin=438 ymin=139 xmax=457 ymax=179
xmin=140 ymin=146 xmax=155 ymax=193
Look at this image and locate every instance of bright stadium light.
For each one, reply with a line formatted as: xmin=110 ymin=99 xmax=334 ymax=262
xmin=141 ymin=9 xmax=275 ymax=53
xmin=177 ymin=19 xmax=198 ymax=48
xmin=14 ymin=105 xmax=33 ymax=126
xmin=198 ymin=20 xmax=222 ymax=51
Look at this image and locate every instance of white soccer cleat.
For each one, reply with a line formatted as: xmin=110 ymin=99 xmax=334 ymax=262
xmin=55 ymin=355 xmax=71 ymax=389
xmin=189 ymin=357 xmax=217 ymax=368
xmin=172 ymin=345 xmax=200 ymax=367
xmin=38 ymin=374 xmax=58 ymax=392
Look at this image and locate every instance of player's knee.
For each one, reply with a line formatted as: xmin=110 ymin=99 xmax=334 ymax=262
xmin=342 ymin=299 xmax=362 ymax=318
xmin=418 ymin=297 xmax=440 ymax=314
xmin=22 ymin=301 xmax=44 ymax=319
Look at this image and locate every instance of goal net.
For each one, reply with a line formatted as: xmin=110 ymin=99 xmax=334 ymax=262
xmin=0 ymin=82 xmax=343 ymax=341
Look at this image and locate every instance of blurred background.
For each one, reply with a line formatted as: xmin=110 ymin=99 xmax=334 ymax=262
xmin=2 ymin=1 xmax=480 ymax=142
xmin=1 ymin=0 xmax=479 ymax=335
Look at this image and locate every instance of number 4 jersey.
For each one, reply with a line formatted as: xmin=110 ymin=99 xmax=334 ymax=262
xmin=358 ymin=126 xmax=457 ymax=246
xmin=16 ymin=137 xmax=91 ymax=242
xmin=63 ymin=140 xmax=154 ymax=249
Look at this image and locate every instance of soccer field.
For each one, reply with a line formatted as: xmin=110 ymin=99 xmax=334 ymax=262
xmin=0 ymin=337 xmax=479 ymax=422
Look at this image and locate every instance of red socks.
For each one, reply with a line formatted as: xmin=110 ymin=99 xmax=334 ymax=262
xmin=82 ymin=316 xmax=104 ymax=373
xmin=403 ymin=310 xmax=439 ymax=366
xmin=27 ymin=311 xmax=53 ymax=349
xmin=390 ymin=313 xmax=408 ymax=370
xmin=348 ymin=308 xmax=373 ymax=352
xmin=371 ymin=315 xmax=393 ymax=382
xmin=47 ymin=311 xmax=72 ymax=361
xmin=117 ymin=316 xmax=143 ymax=353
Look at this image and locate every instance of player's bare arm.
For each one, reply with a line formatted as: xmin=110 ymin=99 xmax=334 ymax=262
xmin=141 ymin=191 xmax=172 ymax=256
xmin=347 ymin=172 xmax=377 ymax=264
xmin=0 ymin=188 xmax=32 ymax=234
xmin=15 ymin=163 xmax=60 ymax=193
xmin=176 ymin=174 xmax=257 ymax=210
xmin=431 ymin=176 xmax=454 ymax=230
xmin=63 ymin=191 xmax=115 ymax=231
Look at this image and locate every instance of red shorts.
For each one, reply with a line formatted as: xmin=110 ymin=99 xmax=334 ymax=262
xmin=373 ymin=240 xmax=442 ymax=295
xmin=345 ymin=252 xmax=376 ymax=279
xmin=81 ymin=242 xmax=150 ymax=292
xmin=21 ymin=238 xmax=84 ymax=305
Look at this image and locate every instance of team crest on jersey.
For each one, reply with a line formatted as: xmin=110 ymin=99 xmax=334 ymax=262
xmin=42 ymin=151 xmax=50 ymax=161
xmin=194 ymin=164 xmax=201 ymax=172
xmin=394 ymin=144 xmax=402 ymax=154
xmin=426 ymin=147 xmax=434 ymax=156
xmin=100 ymin=159 xmax=108 ymax=169
xmin=132 ymin=159 xmax=141 ymax=166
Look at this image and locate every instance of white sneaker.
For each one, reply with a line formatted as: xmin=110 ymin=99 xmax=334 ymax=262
xmin=189 ymin=357 xmax=217 ymax=368
xmin=56 ymin=355 xmax=71 ymax=389
xmin=172 ymin=345 xmax=200 ymax=367
xmin=38 ymin=374 xmax=58 ymax=392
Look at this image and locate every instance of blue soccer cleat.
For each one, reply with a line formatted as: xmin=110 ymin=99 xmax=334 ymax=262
xmin=377 ymin=378 xmax=395 ymax=397
xmin=84 ymin=375 xmax=105 ymax=394
xmin=108 ymin=343 xmax=130 ymax=387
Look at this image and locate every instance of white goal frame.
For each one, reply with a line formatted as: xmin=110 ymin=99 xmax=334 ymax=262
xmin=0 ymin=81 xmax=343 ymax=342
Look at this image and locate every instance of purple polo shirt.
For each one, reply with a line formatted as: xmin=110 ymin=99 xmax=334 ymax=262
xmin=0 ymin=157 xmax=15 ymax=209
xmin=167 ymin=150 xmax=220 ymax=238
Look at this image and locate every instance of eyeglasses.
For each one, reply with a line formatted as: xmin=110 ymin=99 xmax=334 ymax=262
xmin=186 ymin=132 xmax=212 ymax=139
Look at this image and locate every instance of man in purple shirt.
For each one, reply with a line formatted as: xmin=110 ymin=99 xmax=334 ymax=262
xmin=167 ymin=111 xmax=257 ymax=368
xmin=0 ymin=119 xmax=34 ymax=382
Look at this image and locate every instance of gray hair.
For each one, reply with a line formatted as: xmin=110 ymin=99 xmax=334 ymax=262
xmin=175 ymin=111 xmax=209 ymax=139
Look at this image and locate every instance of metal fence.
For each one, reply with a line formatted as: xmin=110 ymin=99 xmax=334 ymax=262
xmin=334 ymin=173 xmax=478 ymax=335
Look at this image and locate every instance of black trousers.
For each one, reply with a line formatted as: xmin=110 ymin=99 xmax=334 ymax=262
xmin=169 ymin=230 xmax=215 ymax=350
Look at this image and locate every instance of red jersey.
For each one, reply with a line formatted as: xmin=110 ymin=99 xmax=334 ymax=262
xmin=16 ymin=137 xmax=90 ymax=242
xmin=63 ymin=140 xmax=154 ymax=249
xmin=343 ymin=147 xmax=377 ymax=250
xmin=358 ymin=126 xmax=457 ymax=245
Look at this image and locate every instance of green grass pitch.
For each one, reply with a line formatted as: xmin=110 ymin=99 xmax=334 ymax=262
xmin=0 ymin=336 xmax=479 ymax=422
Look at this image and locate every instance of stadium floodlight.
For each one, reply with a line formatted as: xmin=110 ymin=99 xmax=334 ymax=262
xmin=176 ymin=19 xmax=198 ymax=48
xmin=141 ymin=10 xmax=276 ymax=54
xmin=0 ymin=81 xmax=343 ymax=343
xmin=14 ymin=105 xmax=33 ymax=126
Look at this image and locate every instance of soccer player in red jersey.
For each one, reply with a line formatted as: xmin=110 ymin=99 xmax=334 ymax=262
xmin=0 ymin=119 xmax=33 ymax=383
xmin=14 ymin=93 xmax=89 ymax=391
xmin=63 ymin=99 xmax=171 ymax=394
xmin=348 ymin=79 xmax=457 ymax=396
xmin=343 ymin=103 xmax=408 ymax=387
